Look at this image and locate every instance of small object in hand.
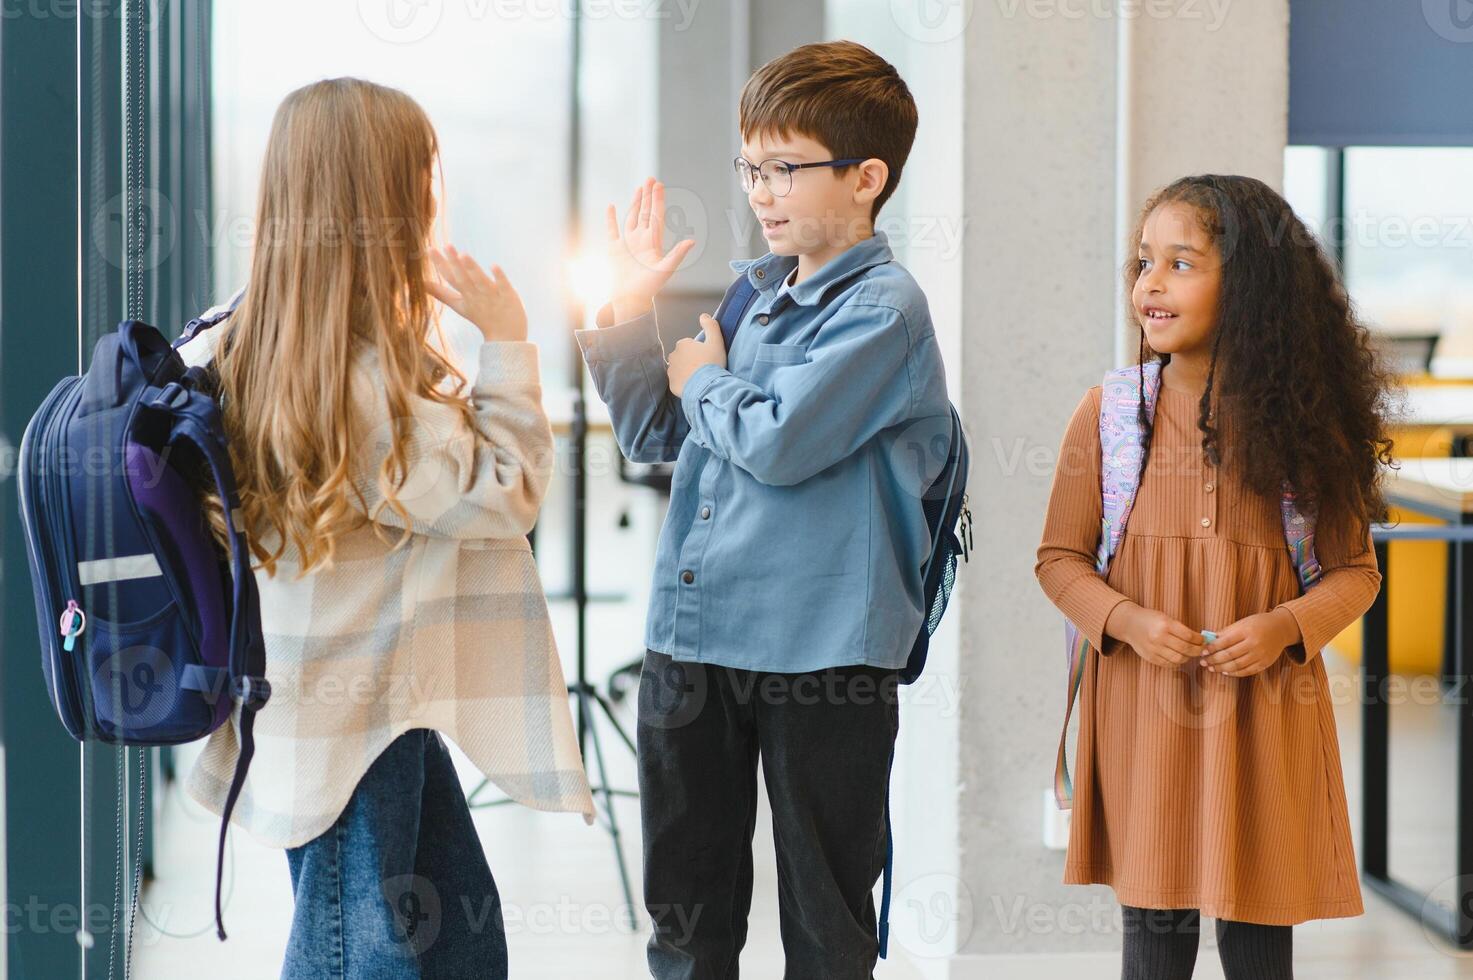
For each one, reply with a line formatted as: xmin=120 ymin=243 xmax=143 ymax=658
xmin=1200 ymin=629 xmax=1217 ymax=645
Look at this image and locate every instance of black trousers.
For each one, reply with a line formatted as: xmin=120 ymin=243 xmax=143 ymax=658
xmin=636 ymin=649 xmax=900 ymax=980
xmin=1121 ymin=906 xmax=1294 ymax=980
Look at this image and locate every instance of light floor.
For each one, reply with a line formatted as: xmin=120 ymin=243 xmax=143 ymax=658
xmin=132 ymin=462 xmax=1473 ymax=977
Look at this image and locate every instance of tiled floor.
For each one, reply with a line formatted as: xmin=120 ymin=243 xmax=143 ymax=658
xmin=129 ymin=641 xmax=1473 ymax=978
xmin=129 ymin=454 xmax=1473 ymax=977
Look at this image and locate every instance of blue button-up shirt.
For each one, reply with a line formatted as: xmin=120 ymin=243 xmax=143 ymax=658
xmin=573 ymin=231 xmax=951 ymax=672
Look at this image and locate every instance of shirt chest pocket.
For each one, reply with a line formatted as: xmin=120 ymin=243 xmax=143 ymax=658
xmin=747 ymin=342 xmax=807 ymax=391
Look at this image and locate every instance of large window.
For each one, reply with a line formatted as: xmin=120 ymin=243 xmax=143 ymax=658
xmin=1285 ymin=146 xmax=1473 ymax=371
xmin=212 ymin=1 xmax=573 ymax=375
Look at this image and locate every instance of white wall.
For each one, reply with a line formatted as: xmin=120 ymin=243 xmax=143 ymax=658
xmin=824 ymin=2 xmax=968 ymax=964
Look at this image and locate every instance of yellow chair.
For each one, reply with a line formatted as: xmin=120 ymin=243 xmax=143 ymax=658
xmin=1329 ymin=403 xmax=1456 ymax=675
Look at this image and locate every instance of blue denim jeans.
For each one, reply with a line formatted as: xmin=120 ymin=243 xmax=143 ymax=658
xmin=281 ymin=728 xmax=508 ymax=979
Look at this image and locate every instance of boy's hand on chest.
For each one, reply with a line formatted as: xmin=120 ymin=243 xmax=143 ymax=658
xmin=667 ymin=313 xmax=727 ymax=397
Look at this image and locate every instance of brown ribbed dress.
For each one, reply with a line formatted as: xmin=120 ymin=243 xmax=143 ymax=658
xmin=1035 ymin=383 xmax=1381 ymax=925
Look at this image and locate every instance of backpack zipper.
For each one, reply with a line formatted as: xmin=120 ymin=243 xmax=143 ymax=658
xmin=18 ymin=379 xmax=87 ymax=732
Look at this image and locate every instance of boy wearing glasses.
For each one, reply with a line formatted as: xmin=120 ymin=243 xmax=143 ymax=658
xmin=573 ymin=40 xmax=949 ymax=978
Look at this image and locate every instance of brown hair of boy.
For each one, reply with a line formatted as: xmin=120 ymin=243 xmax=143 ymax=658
xmin=739 ymin=40 xmax=918 ymax=218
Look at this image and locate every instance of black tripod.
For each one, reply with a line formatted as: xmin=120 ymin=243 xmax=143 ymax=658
xmin=465 ymin=0 xmax=639 ymax=927
xmin=463 ymin=365 xmax=643 ymax=924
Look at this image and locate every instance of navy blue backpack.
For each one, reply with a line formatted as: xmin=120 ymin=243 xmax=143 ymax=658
xmin=713 ymin=272 xmax=972 ymax=958
xmin=17 ymin=295 xmax=267 ymax=941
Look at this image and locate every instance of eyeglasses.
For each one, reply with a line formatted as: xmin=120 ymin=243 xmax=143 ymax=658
xmin=733 ymin=155 xmax=865 ymax=197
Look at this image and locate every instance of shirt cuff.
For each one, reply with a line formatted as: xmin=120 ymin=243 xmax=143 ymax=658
xmin=683 ymin=362 xmax=727 ymax=404
xmin=679 ymin=363 xmax=729 ymax=448
xmin=573 ymin=310 xmax=663 ymax=363
xmin=1273 ymin=594 xmax=1352 ymax=665
xmin=474 ymin=341 xmax=540 ymax=387
xmin=1058 ymin=574 xmax=1133 ymax=656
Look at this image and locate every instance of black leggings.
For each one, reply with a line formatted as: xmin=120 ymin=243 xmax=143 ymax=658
xmin=1121 ymin=906 xmax=1293 ymax=980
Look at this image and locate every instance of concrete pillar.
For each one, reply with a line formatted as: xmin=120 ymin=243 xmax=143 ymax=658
xmin=1114 ymin=0 xmax=1290 ymax=356
xmin=950 ymin=0 xmax=1289 ymax=971
xmin=648 ymin=0 xmax=823 ymax=327
xmin=819 ymin=0 xmax=969 ymax=966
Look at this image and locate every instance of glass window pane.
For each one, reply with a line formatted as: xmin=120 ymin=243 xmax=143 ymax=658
xmin=1285 ymin=146 xmax=1473 ymax=375
xmin=211 ymin=2 xmax=571 ymax=376
xmin=1283 ymin=145 xmax=1331 ymax=250
xmin=1343 ymin=147 xmax=1473 ymax=345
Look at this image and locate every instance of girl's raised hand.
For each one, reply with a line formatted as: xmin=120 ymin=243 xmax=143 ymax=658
xmin=605 ymin=178 xmax=696 ymax=323
xmin=427 ymin=245 xmax=528 ymax=343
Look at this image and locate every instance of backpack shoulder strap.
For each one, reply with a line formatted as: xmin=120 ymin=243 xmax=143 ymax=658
xmin=1280 ymin=489 xmax=1322 ymax=591
xmin=1053 ymin=360 xmax=1162 ymax=810
xmin=712 ymin=274 xmax=759 ymax=350
xmin=1096 ymin=360 xmax=1162 ymax=571
xmin=175 ymin=284 xmax=246 ymax=349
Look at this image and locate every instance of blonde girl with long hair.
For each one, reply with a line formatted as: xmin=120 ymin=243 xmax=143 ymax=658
xmin=179 ymin=77 xmax=593 ymax=978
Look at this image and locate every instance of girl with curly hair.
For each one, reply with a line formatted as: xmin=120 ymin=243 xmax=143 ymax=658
xmin=1036 ymin=174 xmax=1398 ymax=980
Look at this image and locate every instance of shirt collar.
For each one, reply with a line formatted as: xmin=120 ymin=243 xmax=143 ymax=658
xmin=728 ymin=230 xmax=894 ymax=307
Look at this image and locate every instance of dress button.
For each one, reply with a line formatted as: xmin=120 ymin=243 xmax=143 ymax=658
xmin=1201 ymin=517 xmax=1211 ymax=527
xmin=757 ymin=315 xmax=769 ymax=325
xmin=681 ymin=570 xmax=695 ymax=584
xmin=700 ymin=506 xmax=711 ymax=519
xmin=1205 ymin=483 xmax=1215 ymax=492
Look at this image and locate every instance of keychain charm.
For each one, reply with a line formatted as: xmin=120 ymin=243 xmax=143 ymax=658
xmin=59 ymin=599 xmax=86 ymax=652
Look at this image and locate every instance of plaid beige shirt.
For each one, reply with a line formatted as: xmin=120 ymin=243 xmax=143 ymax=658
xmin=178 ymin=326 xmax=594 ymax=848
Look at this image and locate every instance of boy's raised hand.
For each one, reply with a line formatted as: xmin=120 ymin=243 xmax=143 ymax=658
xmin=605 ymin=178 xmax=696 ymax=324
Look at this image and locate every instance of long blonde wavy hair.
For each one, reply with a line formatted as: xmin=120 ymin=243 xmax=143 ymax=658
xmin=204 ymin=78 xmax=477 ymax=578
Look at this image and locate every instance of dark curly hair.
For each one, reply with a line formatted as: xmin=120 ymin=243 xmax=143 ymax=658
xmin=1125 ymin=174 xmax=1398 ymax=547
